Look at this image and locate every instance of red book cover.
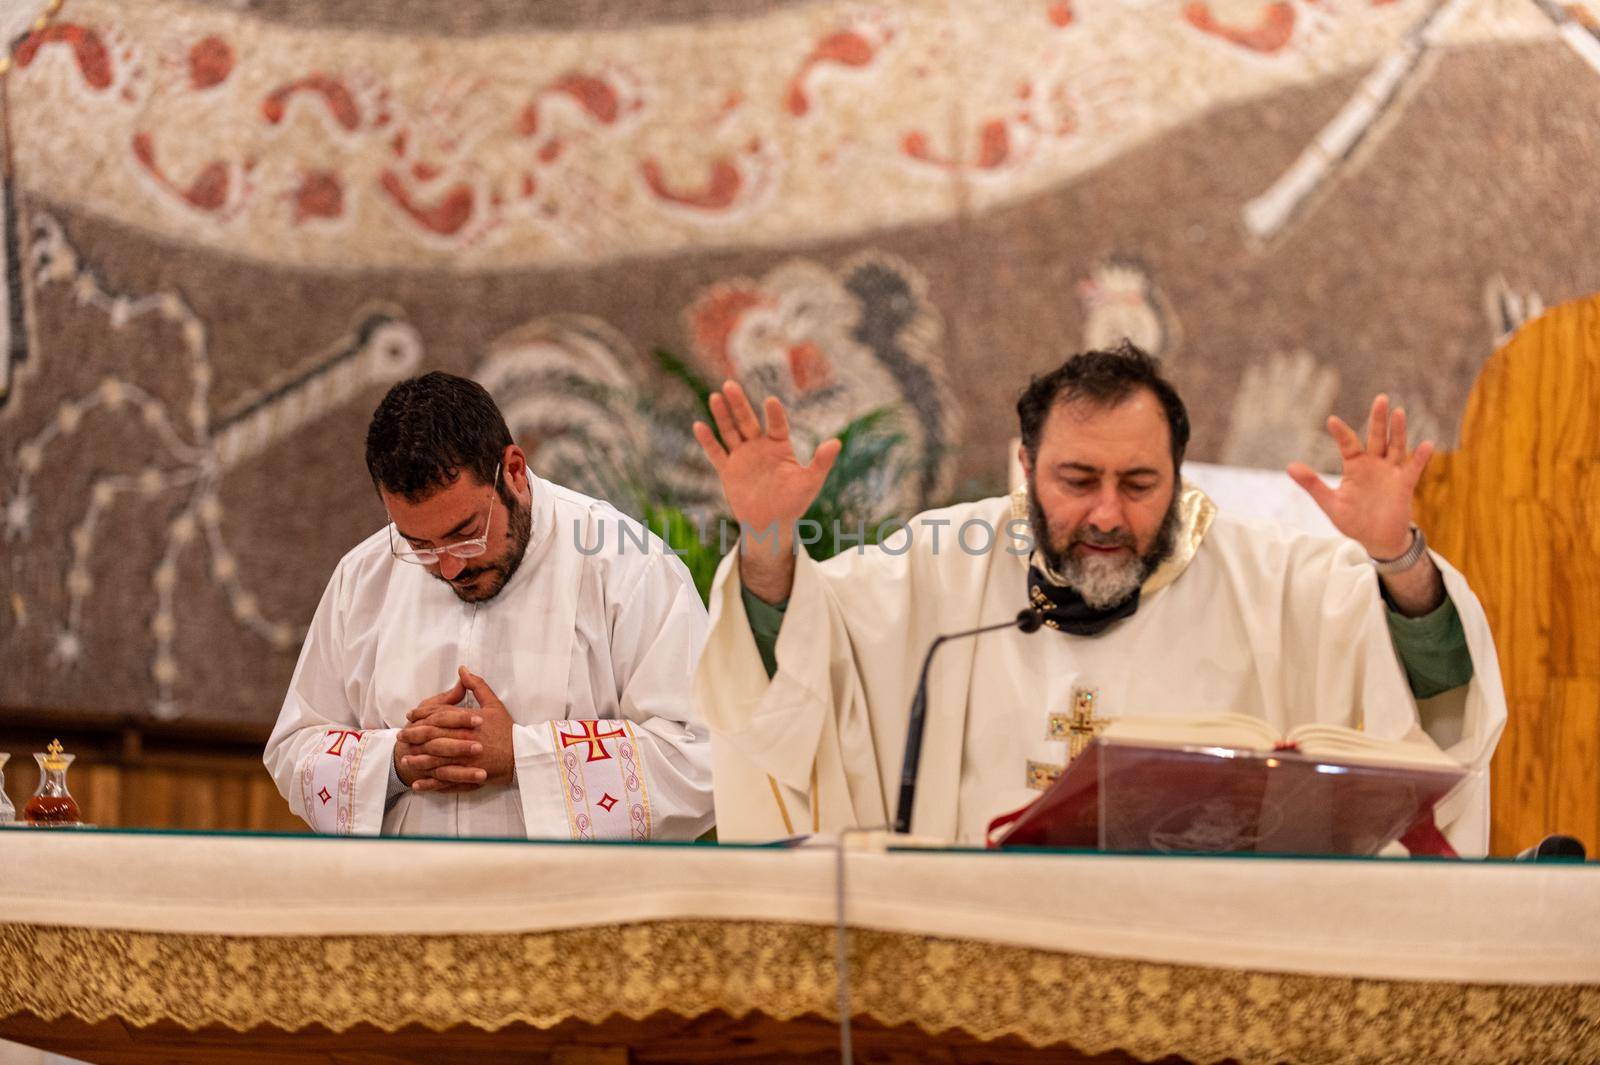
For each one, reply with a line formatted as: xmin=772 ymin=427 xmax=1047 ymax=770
xmin=989 ymin=738 xmax=1467 ymax=856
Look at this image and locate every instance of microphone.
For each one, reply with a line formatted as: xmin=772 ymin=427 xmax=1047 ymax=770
xmin=1515 ymin=834 xmax=1587 ymax=862
xmin=893 ymin=608 xmax=1044 ymax=835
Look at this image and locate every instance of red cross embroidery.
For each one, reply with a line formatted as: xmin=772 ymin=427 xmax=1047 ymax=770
xmin=317 ymin=787 xmax=332 ymax=805
xmin=324 ymin=729 xmax=362 ymax=756
xmin=597 ymin=793 xmax=618 ymax=812
xmin=558 ymin=720 xmax=627 ymax=763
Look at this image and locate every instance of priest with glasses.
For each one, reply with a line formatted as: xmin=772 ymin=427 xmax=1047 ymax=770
xmin=265 ymin=372 xmax=714 ymax=839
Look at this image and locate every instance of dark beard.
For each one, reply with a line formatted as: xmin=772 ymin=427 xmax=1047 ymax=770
xmin=1027 ymin=476 xmax=1182 ymax=606
xmin=445 ymin=493 xmax=533 ymax=604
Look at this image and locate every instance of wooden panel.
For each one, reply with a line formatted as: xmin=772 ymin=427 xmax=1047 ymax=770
xmin=0 ymin=1011 xmax=1202 ymax=1065
xmin=0 ymin=718 xmax=304 ymax=833
xmin=1415 ymin=292 xmax=1600 ymax=856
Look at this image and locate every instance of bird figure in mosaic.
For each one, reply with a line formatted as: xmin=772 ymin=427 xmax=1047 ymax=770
xmin=4 ymin=214 xmax=423 ymax=715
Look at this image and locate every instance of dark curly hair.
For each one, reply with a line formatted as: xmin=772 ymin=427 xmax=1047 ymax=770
xmin=1016 ymin=341 xmax=1189 ymax=472
xmin=365 ymin=372 xmax=513 ymax=503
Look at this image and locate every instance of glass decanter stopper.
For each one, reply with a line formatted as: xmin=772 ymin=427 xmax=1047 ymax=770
xmin=0 ymin=753 xmax=13 ymax=824
xmin=25 ymin=739 xmax=81 ymax=826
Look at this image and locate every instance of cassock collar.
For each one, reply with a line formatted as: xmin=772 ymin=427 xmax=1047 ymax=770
xmin=519 ymin=474 xmax=558 ymax=568
xmin=495 ymin=473 xmax=559 ymax=601
xmin=1007 ymin=482 xmax=1217 ymax=631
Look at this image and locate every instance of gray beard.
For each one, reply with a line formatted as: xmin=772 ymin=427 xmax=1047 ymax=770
xmin=443 ymin=493 xmax=532 ymax=604
xmin=1028 ymin=481 xmax=1181 ymax=611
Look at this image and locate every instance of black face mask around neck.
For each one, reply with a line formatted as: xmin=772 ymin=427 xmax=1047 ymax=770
xmin=1026 ymin=564 xmax=1140 ymax=636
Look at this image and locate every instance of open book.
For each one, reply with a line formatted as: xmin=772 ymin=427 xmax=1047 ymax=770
xmin=989 ymin=715 xmax=1466 ymax=856
xmin=1096 ymin=713 xmax=1463 ymax=770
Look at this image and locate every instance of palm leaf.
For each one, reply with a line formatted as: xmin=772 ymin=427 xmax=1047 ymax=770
xmin=553 ymin=350 xmax=922 ymax=597
xmin=642 ymin=502 xmax=725 ymax=603
xmin=800 ymin=407 xmax=910 ymax=562
xmin=652 ymin=347 xmax=715 ymax=420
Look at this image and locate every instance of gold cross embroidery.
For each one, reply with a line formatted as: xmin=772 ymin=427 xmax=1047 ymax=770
xmin=1046 ymin=687 xmax=1107 ymax=760
xmin=1025 ymin=760 xmax=1062 ymax=792
xmin=1029 ymin=585 xmax=1063 ymax=631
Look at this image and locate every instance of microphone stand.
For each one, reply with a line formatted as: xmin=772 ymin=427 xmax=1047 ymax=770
xmin=893 ymin=608 xmax=1043 ymax=835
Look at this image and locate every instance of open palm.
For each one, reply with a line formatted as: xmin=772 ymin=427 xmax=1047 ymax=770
xmin=1287 ymin=394 xmax=1433 ymax=559
xmin=693 ymin=380 xmax=841 ymax=535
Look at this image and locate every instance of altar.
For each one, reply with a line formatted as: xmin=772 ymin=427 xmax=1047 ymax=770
xmin=1 ymin=829 xmax=1597 ymax=1064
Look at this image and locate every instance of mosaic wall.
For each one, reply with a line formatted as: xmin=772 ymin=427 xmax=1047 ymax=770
xmin=4 ymin=0 xmax=1600 ymax=725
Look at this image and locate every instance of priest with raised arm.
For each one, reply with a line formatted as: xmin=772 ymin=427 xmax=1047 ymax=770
xmin=691 ymin=343 xmax=1506 ymax=853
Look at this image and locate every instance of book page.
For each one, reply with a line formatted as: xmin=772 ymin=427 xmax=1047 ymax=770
xmin=1285 ymin=724 xmax=1463 ymax=769
xmin=1100 ymin=715 xmax=1464 ymax=770
xmin=1099 ymin=713 xmax=1281 ymax=752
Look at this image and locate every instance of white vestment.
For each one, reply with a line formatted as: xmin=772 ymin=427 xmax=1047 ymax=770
xmin=266 ymin=476 xmax=714 ymax=840
xmin=695 ymin=488 xmax=1507 ymax=854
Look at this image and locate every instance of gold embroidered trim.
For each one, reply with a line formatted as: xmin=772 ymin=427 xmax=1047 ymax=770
xmin=767 ymin=775 xmax=795 ymax=835
xmin=553 ymin=721 xmax=584 ymax=840
xmin=1009 ymin=482 xmax=1216 ymax=597
xmin=340 ymin=731 xmax=367 ymax=836
xmin=3 ymin=922 xmax=1594 ymax=1063
xmin=764 ymin=763 xmax=819 ymax=836
xmin=810 ymin=763 xmax=820 ymax=834
xmin=621 ymin=721 xmax=653 ymax=842
xmin=1143 ymin=484 xmax=1217 ymax=595
xmin=1025 ymin=760 xmax=1063 ymax=791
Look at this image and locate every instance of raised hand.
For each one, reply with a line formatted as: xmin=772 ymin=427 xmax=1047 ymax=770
xmin=693 ymin=381 xmax=840 ymax=603
xmin=692 ymin=380 xmax=841 ymax=537
xmin=1287 ymin=394 xmax=1433 ymax=559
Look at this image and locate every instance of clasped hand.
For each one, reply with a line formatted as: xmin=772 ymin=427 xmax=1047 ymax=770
xmin=394 ymin=666 xmax=515 ymax=793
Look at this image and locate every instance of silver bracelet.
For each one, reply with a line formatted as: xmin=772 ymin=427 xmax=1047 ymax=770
xmin=1371 ymin=524 xmax=1426 ymax=574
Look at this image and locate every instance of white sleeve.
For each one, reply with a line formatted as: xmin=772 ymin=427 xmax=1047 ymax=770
xmin=510 ymin=552 xmax=714 ymax=841
xmin=1282 ymin=538 xmax=1506 ymax=857
xmin=694 ymin=544 xmax=901 ymax=843
xmin=1425 ymin=555 xmax=1508 ymax=857
xmin=262 ymin=561 xmax=397 ymax=836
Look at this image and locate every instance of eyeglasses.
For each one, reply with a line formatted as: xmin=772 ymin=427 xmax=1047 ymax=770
xmin=388 ymin=463 xmax=500 ymax=566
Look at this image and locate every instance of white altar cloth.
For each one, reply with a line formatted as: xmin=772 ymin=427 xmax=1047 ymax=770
xmin=1 ymin=829 xmax=1595 ymax=986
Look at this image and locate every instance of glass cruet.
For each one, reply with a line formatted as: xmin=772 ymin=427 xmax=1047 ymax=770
xmin=25 ymin=739 xmax=81 ymax=826
xmin=0 ymin=753 xmax=13 ymax=823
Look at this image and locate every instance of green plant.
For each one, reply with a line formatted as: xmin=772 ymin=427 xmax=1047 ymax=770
xmin=567 ymin=350 xmax=919 ymax=601
xmin=651 ymin=347 xmax=715 ymax=418
xmin=798 ymin=407 xmax=909 ymax=562
xmin=639 ymin=407 xmax=911 ymax=601
xmin=641 ymin=502 xmax=726 ymax=603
